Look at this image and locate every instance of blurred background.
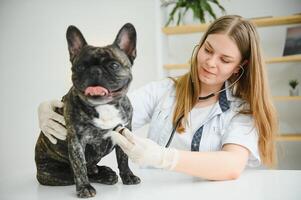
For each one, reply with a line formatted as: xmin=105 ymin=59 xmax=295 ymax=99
xmin=0 ymin=0 xmax=300 ymax=187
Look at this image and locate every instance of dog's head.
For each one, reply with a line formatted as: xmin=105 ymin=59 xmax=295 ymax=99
xmin=66 ymin=23 xmax=136 ymax=105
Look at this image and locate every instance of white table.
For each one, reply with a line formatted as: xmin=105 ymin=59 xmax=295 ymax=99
xmin=1 ymin=169 xmax=300 ymax=200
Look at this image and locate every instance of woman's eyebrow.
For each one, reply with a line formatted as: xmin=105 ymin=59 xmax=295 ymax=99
xmin=205 ymin=41 xmax=213 ymax=49
xmin=206 ymin=41 xmax=235 ymax=59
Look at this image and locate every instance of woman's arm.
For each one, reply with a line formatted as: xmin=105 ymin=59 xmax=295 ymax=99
xmin=174 ymin=144 xmax=249 ymax=180
xmin=108 ymin=128 xmax=250 ymax=181
xmin=128 ymin=79 xmax=173 ymax=131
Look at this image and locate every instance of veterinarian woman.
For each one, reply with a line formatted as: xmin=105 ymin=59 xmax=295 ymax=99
xmin=38 ymin=15 xmax=278 ymax=180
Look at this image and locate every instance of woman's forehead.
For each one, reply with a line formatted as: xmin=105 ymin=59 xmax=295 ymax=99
xmin=205 ymin=33 xmax=242 ymax=60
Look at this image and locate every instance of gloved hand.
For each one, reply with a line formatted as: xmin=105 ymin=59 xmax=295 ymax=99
xmin=107 ymin=127 xmax=179 ymax=170
xmin=38 ymin=100 xmax=67 ymax=144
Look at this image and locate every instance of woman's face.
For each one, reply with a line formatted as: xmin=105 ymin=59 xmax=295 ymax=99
xmin=197 ymin=33 xmax=242 ymax=87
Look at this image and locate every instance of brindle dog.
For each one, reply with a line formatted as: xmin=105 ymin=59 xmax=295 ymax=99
xmin=35 ymin=23 xmax=140 ymax=198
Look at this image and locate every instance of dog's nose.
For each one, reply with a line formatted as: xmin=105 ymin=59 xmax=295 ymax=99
xmin=90 ymin=67 xmax=102 ymax=77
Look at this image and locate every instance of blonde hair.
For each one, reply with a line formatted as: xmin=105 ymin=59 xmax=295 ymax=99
xmin=172 ymin=15 xmax=278 ymax=168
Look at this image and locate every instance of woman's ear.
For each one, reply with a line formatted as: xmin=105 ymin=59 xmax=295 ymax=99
xmin=241 ymin=60 xmax=249 ymax=68
xmin=233 ymin=67 xmax=240 ymax=74
xmin=234 ymin=60 xmax=248 ymax=74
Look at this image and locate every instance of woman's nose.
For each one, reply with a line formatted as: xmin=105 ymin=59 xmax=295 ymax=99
xmin=206 ymin=55 xmax=217 ymax=68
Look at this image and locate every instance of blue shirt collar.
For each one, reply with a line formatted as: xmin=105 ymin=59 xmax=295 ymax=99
xmin=219 ymin=81 xmax=232 ymax=112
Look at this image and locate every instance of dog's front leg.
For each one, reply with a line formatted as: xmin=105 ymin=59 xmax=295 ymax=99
xmin=115 ymin=124 xmax=141 ymax=185
xmin=68 ymin=132 xmax=96 ymax=198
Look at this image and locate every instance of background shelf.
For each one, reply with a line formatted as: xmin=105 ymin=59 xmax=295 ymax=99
xmin=266 ymin=55 xmax=301 ymax=63
xmin=274 ymin=96 xmax=301 ymax=101
xmin=162 ymin=14 xmax=301 ymax=35
xmin=277 ymin=134 xmax=301 ymax=141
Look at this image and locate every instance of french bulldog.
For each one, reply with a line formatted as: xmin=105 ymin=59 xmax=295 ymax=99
xmin=35 ymin=23 xmax=140 ymax=198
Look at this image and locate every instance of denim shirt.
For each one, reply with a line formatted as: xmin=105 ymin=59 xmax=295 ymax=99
xmin=129 ymin=79 xmax=260 ymax=167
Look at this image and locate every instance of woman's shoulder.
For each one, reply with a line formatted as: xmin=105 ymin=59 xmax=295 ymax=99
xmin=225 ymin=98 xmax=254 ymax=126
xmin=230 ymin=98 xmax=249 ymax=111
xmin=219 ymin=93 xmax=251 ymax=118
xmin=128 ymin=78 xmax=176 ymax=103
xmin=139 ymin=78 xmax=176 ymax=95
xmin=149 ymin=77 xmax=175 ymax=89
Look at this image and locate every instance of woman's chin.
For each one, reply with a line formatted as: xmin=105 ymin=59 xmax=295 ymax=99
xmin=199 ymin=76 xmax=216 ymax=85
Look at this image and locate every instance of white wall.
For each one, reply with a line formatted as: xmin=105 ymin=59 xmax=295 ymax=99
xmin=0 ymin=0 xmax=300 ymax=181
xmin=0 ymin=0 xmax=158 ymax=178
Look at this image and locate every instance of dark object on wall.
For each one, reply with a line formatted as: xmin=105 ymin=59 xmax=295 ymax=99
xmin=283 ymin=26 xmax=301 ymax=56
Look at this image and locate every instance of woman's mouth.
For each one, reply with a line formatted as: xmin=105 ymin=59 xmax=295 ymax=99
xmin=202 ymin=67 xmax=216 ymax=76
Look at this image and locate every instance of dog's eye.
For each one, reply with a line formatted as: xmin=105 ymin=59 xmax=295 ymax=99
xmin=110 ymin=62 xmax=120 ymax=70
xmin=76 ymin=65 xmax=85 ymax=72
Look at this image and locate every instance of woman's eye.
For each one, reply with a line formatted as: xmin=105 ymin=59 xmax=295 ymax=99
xmin=222 ymin=59 xmax=229 ymax=63
xmin=205 ymin=48 xmax=212 ymax=54
xmin=221 ymin=59 xmax=230 ymax=64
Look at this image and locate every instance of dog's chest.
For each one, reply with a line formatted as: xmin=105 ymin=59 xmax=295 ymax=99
xmin=92 ymin=104 xmax=126 ymax=129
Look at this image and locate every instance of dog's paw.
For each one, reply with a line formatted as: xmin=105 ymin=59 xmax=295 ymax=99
xmin=120 ymin=173 xmax=141 ymax=185
xmin=76 ymin=184 xmax=96 ymax=198
xmin=89 ymin=165 xmax=118 ymax=185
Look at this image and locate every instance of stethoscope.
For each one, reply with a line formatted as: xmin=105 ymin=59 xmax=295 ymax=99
xmin=165 ymin=45 xmax=246 ymax=148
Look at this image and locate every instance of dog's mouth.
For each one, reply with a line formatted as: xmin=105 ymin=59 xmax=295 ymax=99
xmin=84 ymin=86 xmax=109 ymax=97
xmin=84 ymin=85 xmax=125 ymax=98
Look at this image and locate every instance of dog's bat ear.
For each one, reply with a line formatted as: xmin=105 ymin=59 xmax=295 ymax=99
xmin=66 ymin=25 xmax=87 ymax=62
xmin=113 ymin=23 xmax=137 ymax=64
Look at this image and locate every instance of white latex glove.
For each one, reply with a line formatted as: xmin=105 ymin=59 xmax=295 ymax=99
xmin=107 ymin=127 xmax=179 ymax=170
xmin=38 ymin=100 xmax=67 ymax=144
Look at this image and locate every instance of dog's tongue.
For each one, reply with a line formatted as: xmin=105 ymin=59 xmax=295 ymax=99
xmin=84 ymin=86 xmax=109 ymax=96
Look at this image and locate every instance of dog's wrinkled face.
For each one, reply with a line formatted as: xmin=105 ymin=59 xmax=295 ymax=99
xmin=66 ymin=24 xmax=136 ymax=105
